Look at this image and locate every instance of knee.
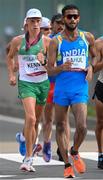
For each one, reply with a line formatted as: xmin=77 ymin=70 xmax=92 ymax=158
xmin=44 ymin=116 xmax=53 ymax=124
xmin=26 ymin=114 xmax=36 ymax=127
xmin=76 ymin=123 xmax=87 ymax=135
xmin=44 ymin=109 xmax=53 ymax=124
xmin=56 ymin=121 xmax=65 ymax=133
xmin=96 ymin=119 xmax=103 ymax=130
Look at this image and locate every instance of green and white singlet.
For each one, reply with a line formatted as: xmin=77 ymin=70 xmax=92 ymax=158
xmin=18 ymin=35 xmax=48 ymax=83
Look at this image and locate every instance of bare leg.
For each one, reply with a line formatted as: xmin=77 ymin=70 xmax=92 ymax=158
xmin=35 ymin=104 xmax=44 ymax=143
xmin=22 ymin=97 xmax=36 ymax=158
xmin=95 ymin=98 xmax=103 ymax=153
xmin=71 ymin=103 xmax=87 ymax=151
xmin=65 ymin=109 xmax=70 ymax=150
xmin=43 ymin=103 xmax=54 ymax=142
xmin=55 ymin=104 xmax=70 ymax=164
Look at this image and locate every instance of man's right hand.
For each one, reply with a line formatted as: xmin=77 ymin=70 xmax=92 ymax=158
xmin=9 ymin=75 xmax=16 ymax=86
xmin=62 ymin=61 xmax=72 ymax=71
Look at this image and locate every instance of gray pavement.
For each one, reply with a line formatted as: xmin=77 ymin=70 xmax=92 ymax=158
xmin=0 ymin=114 xmax=103 ymax=180
xmin=0 ymin=157 xmax=103 ymax=180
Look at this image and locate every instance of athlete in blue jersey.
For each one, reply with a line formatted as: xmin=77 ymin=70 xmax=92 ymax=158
xmin=47 ymin=4 xmax=97 ymax=178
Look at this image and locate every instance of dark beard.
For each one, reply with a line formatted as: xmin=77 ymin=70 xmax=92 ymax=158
xmin=65 ymin=23 xmax=77 ymax=32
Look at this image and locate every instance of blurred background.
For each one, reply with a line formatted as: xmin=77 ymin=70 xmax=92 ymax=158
xmin=0 ymin=0 xmax=102 ymax=117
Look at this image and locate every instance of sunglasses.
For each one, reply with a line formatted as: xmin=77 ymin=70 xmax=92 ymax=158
xmin=65 ymin=14 xmax=79 ymax=20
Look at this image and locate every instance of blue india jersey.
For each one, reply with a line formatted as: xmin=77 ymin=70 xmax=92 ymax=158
xmin=55 ymin=30 xmax=89 ymax=94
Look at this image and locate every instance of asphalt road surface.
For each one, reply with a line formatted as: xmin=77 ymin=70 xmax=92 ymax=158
xmin=0 ymin=114 xmax=103 ymax=180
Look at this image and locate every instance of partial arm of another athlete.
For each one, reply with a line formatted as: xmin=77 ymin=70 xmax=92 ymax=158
xmin=93 ymin=38 xmax=103 ymax=72
xmin=85 ymin=32 xmax=97 ymax=81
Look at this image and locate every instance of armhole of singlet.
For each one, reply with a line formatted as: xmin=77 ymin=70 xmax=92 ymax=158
xmin=79 ymin=30 xmax=89 ymax=46
xmin=18 ymin=37 xmax=25 ymax=53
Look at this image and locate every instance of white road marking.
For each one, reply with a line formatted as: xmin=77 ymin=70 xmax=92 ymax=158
xmin=80 ymin=152 xmax=98 ymax=161
xmin=0 ymin=153 xmax=64 ymax=166
xmin=22 ymin=178 xmax=82 ymax=180
xmin=22 ymin=179 xmax=66 ymax=180
xmin=0 ymin=114 xmax=95 ymax=136
xmin=0 ymin=152 xmax=98 ymax=165
xmin=0 ymin=114 xmax=23 ymax=125
xmin=0 ymin=175 xmax=16 ymax=178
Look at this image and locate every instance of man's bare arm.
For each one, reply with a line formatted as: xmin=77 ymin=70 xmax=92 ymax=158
xmin=47 ymin=38 xmax=71 ymax=76
xmin=94 ymin=38 xmax=103 ymax=72
xmin=86 ymin=32 xmax=97 ymax=67
xmin=7 ymin=36 xmax=21 ymax=85
xmin=85 ymin=32 xmax=97 ymax=81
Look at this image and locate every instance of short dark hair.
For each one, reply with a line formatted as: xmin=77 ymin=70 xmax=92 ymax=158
xmin=51 ymin=13 xmax=62 ymax=24
xmin=62 ymin=4 xmax=80 ymax=16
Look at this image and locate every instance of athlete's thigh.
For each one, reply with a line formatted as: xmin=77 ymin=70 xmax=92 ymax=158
xmin=55 ymin=104 xmax=69 ymax=123
xmin=22 ymin=97 xmax=36 ymax=117
xmin=95 ymin=98 xmax=103 ymax=124
xmin=43 ymin=103 xmax=54 ymax=122
xmin=71 ymin=103 xmax=87 ymax=125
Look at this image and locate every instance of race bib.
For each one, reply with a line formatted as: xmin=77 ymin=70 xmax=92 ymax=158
xmin=19 ymin=55 xmax=46 ymax=76
xmin=25 ymin=60 xmax=41 ymax=75
xmin=63 ymin=56 xmax=86 ymax=70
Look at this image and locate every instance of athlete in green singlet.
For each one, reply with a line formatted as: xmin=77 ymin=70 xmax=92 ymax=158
xmin=7 ymin=8 xmax=50 ymax=172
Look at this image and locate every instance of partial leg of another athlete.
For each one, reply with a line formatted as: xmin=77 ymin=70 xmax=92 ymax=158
xmin=42 ymin=82 xmax=55 ymax=162
xmin=42 ymin=102 xmax=54 ymax=162
xmin=43 ymin=98 xmax=70 ymax=162
xmin=32 ymin=105 xmax=44 ymax=156
xmin=43 ymin=103 xmax=54 ymax=143
xmin=95 ymin=98 xmax=103 ymax=169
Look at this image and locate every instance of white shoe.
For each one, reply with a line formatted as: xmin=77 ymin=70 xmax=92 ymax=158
xmin=20 ymin=157 xmax=36 ymax=172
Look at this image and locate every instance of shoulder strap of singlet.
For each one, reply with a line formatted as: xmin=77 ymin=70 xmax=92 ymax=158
xmin=78 ymin=29 xmax=89 ymax=46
